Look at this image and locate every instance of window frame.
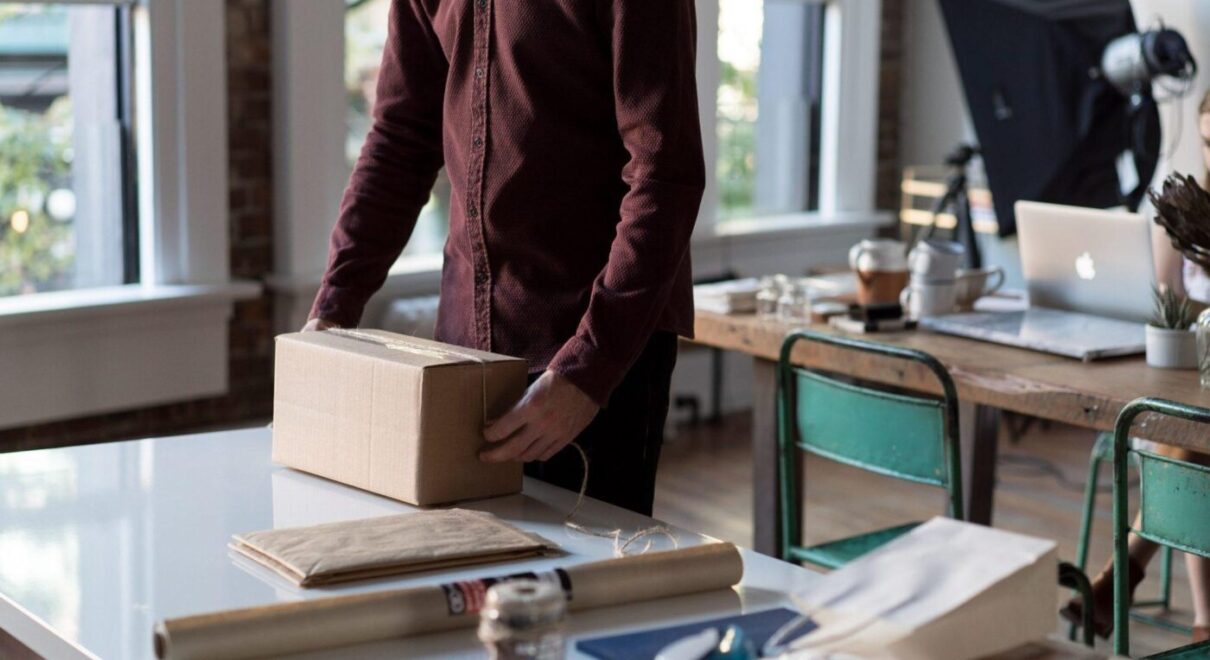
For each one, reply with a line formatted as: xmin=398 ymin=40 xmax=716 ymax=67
xmin=0 ymin=0 xmax=260 ymax=429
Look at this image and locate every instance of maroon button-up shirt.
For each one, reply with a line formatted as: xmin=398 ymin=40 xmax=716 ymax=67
xmin=310 ymin=0 xmax=705 ymax=404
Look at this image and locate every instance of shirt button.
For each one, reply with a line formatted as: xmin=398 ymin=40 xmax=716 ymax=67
xmin=472 ymin=137 xmax=483 ymax=148
xmin=476 ymin=0 xmax=486 ymax=8
xmin=475 ymin=271 xmax=488 ymax=285
xmin=475 ymin=68 xmax=484 ymax=79
xmin=467 ymin=205 xmax=478 ymax=218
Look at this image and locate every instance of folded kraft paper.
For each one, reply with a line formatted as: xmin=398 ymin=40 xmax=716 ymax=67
xmin=231 ymin=509 xmax=559 ymax=587
xmin=272 ymin=329 xmax=528 ymax=506
xmin=155 ymin=542 xmax=744 ymax=660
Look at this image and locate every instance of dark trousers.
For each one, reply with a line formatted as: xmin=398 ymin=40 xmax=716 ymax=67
xmin=524 ymin=332 xmax=678 ymax=516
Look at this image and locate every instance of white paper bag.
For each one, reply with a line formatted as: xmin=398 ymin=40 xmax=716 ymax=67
xmin=785 ymin=518 xmax=1057 ymax=660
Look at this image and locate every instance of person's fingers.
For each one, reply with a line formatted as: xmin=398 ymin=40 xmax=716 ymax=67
xmin=538 ymin=438 xmax=570 ymax=462
xmin=519 ymin=434 xmax=562 ymax=462
xmin=483 ymin=404 xmax=528 ymax=443
xmin=481 ymin=427 xmax=542 ymax=462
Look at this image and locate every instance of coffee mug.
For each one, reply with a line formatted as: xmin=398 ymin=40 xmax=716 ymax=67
xmin=908 ymin=239 xmax=965 ymax=281
xmin=900 ymin=281 xmax=958 ymax=320
xmin=954 ymin=266 xmax=1006 ymax=310
xmin=849 ymin=239 xmax=908 ymax=306
xmin=849 ymin=239 xmax=908 ymax=273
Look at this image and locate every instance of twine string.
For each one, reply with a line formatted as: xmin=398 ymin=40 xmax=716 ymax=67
xmin=563 ymin=442 xmax=678 ymax=557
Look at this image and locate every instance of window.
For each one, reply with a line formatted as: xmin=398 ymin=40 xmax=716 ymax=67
xmin=0 ymin=2 xmax=138 ymax=298
xmin=345 ymin=0 xmax=448 ymax=259
xmin=716 ymin=0 xmax=826 ymax=222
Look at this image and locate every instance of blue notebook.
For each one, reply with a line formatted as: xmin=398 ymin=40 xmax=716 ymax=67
xmin=576 ymin=607 xmax=814 ymax=660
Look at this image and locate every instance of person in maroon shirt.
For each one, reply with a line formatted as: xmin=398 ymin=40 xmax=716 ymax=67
xmin=304 ymin=0 xmax=704 ymax=515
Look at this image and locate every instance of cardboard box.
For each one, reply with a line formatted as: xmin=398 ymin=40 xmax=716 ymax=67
xmin=273 ymin=329 xmax=527 ymax=506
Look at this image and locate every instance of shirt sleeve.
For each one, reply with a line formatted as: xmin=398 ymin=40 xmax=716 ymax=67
xmin=309 ymin=1 xmax=447 ymax=328
xmin=547 ymin=0 xmax=705 ymax=405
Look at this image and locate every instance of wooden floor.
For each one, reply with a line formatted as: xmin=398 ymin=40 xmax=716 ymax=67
xmin=653 ymin=413 xmax=1196 ymax=657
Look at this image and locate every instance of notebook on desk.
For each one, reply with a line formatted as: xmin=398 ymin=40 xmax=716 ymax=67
xmin=576 ymin=607 xmax=809 ymax=660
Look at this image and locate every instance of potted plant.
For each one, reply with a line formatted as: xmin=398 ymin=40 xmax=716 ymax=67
xmin=1146 ymin=285 xmax=1198 ymax=368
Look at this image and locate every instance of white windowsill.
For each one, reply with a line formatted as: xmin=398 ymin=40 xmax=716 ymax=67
xmin=272 ymin=212 xmax=891 ymax=289
xmin=697 ymin=210 xmax=892 ymax=245
xmin=0 ymin=281 xmax=262 ymax=329
xmin=0 ymin=281 xmax=263 ymax=429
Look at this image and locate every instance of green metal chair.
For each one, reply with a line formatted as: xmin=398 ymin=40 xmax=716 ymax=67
xmin=1071 ymin=432 xmax=1182 ymax=639
xmin=776 ymin=330 xmax=964 ymax=568
xmin=1112 ymin=397 xmax=1210 ymax=658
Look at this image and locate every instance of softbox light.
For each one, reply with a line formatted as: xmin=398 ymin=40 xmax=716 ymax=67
xmin=938 ymin=0 xmax=1156 ymax=236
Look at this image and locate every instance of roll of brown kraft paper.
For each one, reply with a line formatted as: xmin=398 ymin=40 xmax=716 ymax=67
xmin=154 ymin=542 xmax=744 ymax=660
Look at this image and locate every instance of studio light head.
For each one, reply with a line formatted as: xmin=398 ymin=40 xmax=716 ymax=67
xmin=1101 ymin=27 xmax=1197 ymax=95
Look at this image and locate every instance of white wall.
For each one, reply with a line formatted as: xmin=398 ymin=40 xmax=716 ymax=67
xmin=1131 ymin=1 xmax=1210 ymax=181
xmin=899 ymin=0 xmax=973 ymax=168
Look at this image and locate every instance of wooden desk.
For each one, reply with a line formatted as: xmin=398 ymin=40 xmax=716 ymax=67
xmin=692 ymin=311 xmax=1210 ymax=557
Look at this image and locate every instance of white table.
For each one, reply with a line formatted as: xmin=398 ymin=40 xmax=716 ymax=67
xmin=0 ymin=428 xmax=818 ymax=659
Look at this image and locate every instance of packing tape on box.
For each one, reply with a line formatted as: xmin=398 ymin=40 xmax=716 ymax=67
xmin=154 ymin=542 xmax=743 ymax=660
xmin=327 ymin=328 xmax=491 ymax=423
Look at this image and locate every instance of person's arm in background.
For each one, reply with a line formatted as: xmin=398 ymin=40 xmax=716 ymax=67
xmin=1153 ymin=223 xmax=1186 ymax=297
xmin=483 ymin=0 xmax=704 ymax=462
xmin=1151 ymin=91 xmax=1210 ymax=306
xmin=306 ymin=1 xmax=447 ymax=331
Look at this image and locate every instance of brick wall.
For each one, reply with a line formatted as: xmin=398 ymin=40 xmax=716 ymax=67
xmin=876 ymin=0 xmax=904 ymax=212
xmin=0 ymin=0 xmax=276 ymax=452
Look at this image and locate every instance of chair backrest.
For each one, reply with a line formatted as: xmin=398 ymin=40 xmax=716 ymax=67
xmin=1112 ymin=397 xmax=1210 ymax=657
xmin=777 ymin=330 xmax=964 ymax=518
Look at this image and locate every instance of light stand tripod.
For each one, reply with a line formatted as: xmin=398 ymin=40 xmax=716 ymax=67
xmin=922 ymin=143 xmax=982 ymax=269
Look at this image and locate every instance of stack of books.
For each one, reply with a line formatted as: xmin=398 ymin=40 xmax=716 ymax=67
xmin=693 ymin=278 xmax=762 ymax=314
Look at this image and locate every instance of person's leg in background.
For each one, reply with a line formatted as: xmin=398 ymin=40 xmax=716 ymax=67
xmin=524 ymin=332 xmax=679 ymax=516
xmin=1064 ymin=443 xmax=1210 ymax=642
xmin=1188 ymin=554 xmax=1210 ymax=642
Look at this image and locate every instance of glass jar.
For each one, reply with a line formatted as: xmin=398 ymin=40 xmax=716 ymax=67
xmin=1197 ymin=308 xmax=1210 ymax=389
xmin=777 ymin=278 xmax=815 ymax=325
xmin=756 ymin=274 xmax=786 ymax=319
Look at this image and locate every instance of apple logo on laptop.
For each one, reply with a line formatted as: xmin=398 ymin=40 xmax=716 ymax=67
xmin=1075 ymin=252 xmax=1097 ymax=280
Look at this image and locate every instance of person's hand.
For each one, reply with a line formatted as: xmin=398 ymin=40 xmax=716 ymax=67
xmin=302 ymin=318 xmax=339 ymax=332
xmin=481 ymin=371 xmax=600 ymax=463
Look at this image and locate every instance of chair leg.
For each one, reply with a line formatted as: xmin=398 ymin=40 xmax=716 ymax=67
xmin=1068 ymin=439 xmax=1105 ymax=641
xmin=1060 ymin=562 xmax=1096 ymax=648
xmin=1160 ymin=546 xmax=1174 ymax=611
xmin=1076 ymin=443 xmax=1105 ymax=573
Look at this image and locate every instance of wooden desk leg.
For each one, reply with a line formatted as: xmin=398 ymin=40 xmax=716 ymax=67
xmin=963 ymin=403 xmax=1001 ymax=525
xmin=752 ymin=357 xmax=799 ymax=558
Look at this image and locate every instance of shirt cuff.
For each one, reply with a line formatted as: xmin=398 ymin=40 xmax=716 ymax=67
xmin=546 ymin=335 xmax=629 ymax=407
xmin=308 ymin=283 xmax=373 ymax=329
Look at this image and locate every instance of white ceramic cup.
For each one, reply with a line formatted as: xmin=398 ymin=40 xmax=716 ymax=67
xmin=848 ymin=239 xmax=908 ymax=273
xmin=954 ymin=266 xmax=1006 ymax=310
xmin=908 ymin=239 xmax=966 ymax=281
xmin=900 ymin=281 xmax=958 ymax=320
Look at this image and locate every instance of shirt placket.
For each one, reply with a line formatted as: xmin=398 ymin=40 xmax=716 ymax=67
xmin=466 ymin=0 xmax=493 ymax=351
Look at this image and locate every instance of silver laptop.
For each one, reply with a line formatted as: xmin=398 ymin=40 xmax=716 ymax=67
xmin=921 ymin=201 xmax=1153 ymax=360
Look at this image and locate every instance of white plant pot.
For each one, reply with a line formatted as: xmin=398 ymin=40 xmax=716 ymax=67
xmin=1145 ymin=325 xmax=1197 ymax=369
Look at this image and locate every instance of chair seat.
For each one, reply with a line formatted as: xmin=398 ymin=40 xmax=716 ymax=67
xmin=790 ymin=521 xmax=923 ymax=569
xmin=1145 ymin=639 xmax=1210 ymax=659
